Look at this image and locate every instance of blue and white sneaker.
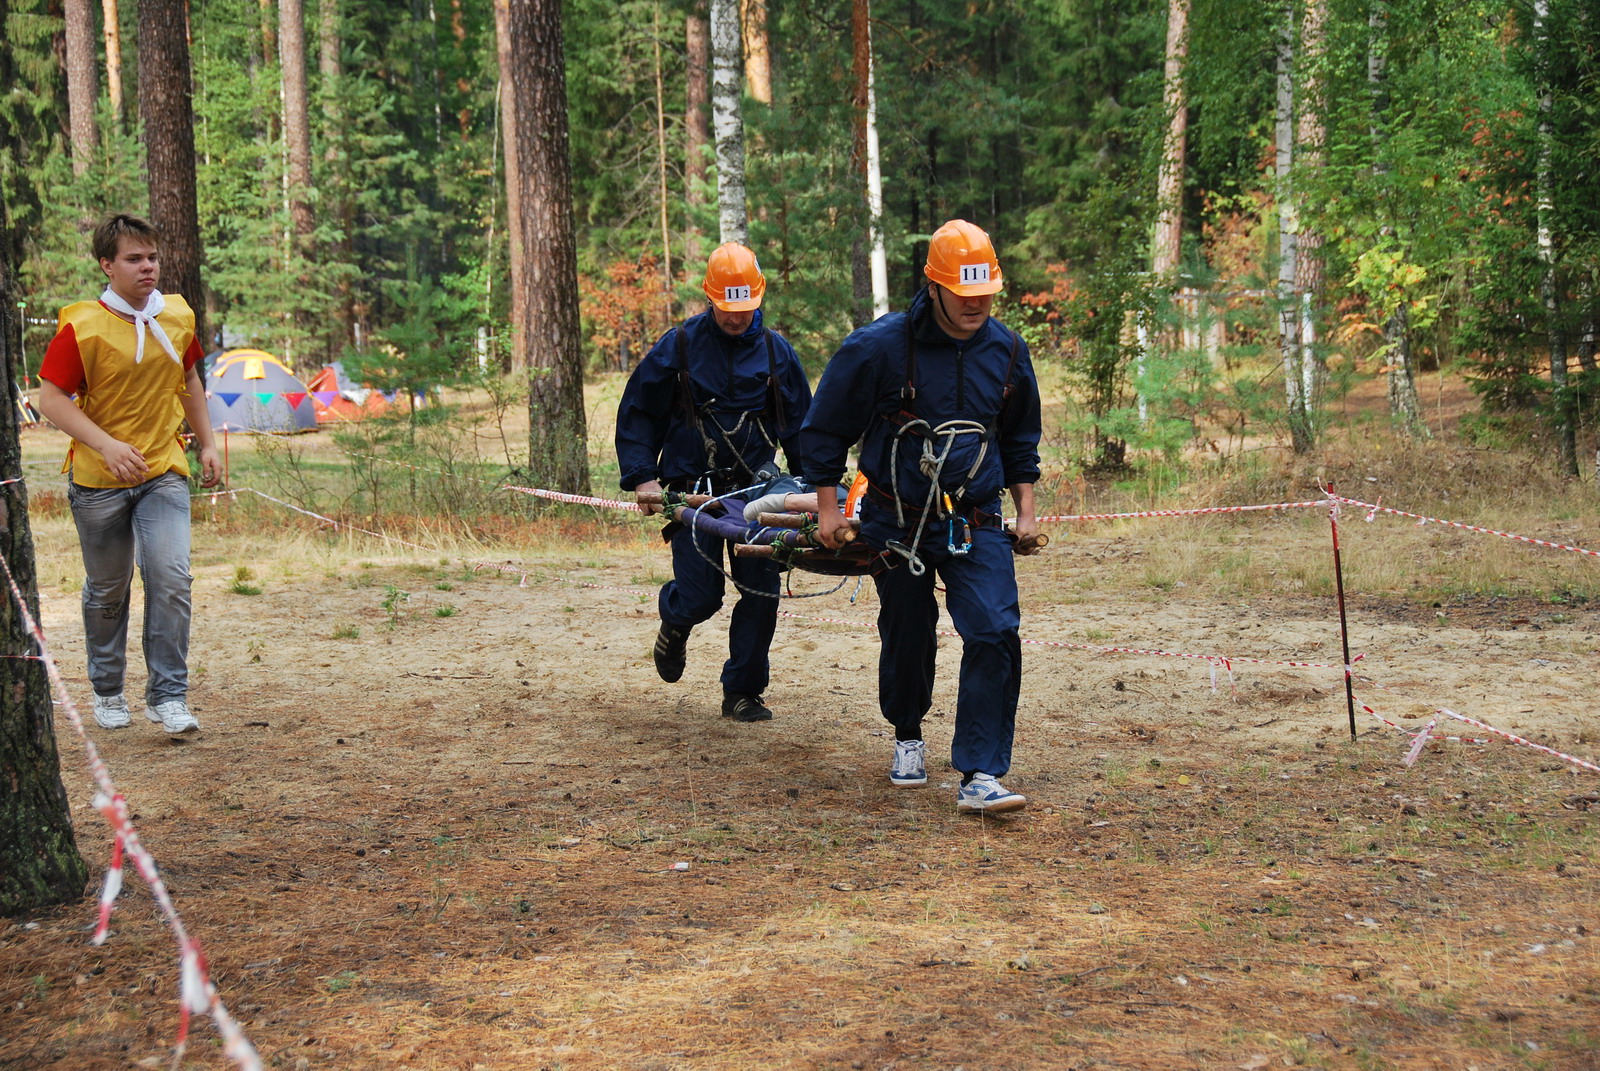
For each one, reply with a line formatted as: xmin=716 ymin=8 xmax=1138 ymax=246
xmin=956 ymin=773 xmax=1026 ymax=814
xmin=890 ymin=739 xmax=927 ymax=787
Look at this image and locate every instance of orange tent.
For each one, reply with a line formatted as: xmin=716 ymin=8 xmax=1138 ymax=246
xmin=306 ymin=364 xmax=391 ymax=423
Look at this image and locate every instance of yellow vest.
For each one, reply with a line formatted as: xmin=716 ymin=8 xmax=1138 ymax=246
xmin=57 ymin=296 xmax=197 ymax=488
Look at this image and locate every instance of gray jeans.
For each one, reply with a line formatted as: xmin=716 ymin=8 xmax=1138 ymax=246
xmin=68 ymin=472 xmax=194 ymax=705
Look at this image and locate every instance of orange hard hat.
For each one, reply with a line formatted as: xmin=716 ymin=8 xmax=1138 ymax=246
xmin=923 ymin=219 xmax=1003 ymax=296
xmin=702 ymin=242 xmax=766 ymax=312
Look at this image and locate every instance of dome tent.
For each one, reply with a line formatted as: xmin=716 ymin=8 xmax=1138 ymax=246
xmin=305 ymin=361 xmax=392 ymax=423
xmin=206 ymin=349 xmax=318 ymax=433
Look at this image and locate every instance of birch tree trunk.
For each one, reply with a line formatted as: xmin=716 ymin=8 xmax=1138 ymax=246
xmin=1577 ymin=269 xmax=1596 ymax=374
xmin=0 ymin=5 xmax=90 ymax=911
xmin=1275 ymin=0 xmax=1310 ymax=453
xmin=138 ymin=0 xmax=206 ymax=348
xmin=507 ymin=0 xmax=589 ymax=492
xmin=64 ymin=0 xmax=100 ymax=176
xmin=710 ymin=0 xmax=748 ymax=245
xmin=493 ymin=0 xmax=526 ymax=370
xmin=102 ymin=0 xmax=123 ymax=126
xmin=1293 ymin=0 xmax=1327 ymax=428
xmin=279 ymin=0 xmax=315 ymax=249
xmin=739 ymin=0 xmax=770 ymax=105
xmin=1369 ymin=1 xmax=1426 ymax=435
xmin=1151 ymin=0 xmax=1189 ymax=282
xmin=684 ymin=3 xmax=709 ymax=268
xmin=1533 ymin=0 xmax=1576 ymax=476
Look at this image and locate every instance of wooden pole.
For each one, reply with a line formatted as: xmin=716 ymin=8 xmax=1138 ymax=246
xmin=1326 ymin=482 xmax=1358 ymax=740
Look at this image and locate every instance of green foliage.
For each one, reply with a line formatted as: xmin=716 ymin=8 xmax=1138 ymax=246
xmin=9 ymin=0 xmax=1600 ymax=470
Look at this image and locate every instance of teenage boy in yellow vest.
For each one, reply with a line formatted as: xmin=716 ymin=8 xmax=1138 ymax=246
xmin=36 ymin=214 xmax=222 ymax=735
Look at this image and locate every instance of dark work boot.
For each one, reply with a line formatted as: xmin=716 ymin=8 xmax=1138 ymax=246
xmin=652 ymin=624 xmax=689 ymax=683
xmin=721 ymin=693 xmax=774 ymax=722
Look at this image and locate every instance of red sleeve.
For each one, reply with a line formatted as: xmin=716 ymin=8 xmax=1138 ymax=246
xmin=183 ymin=334 xmax=204 ymax=372
xmin=38 ymin=323 xmax=85 ymax=394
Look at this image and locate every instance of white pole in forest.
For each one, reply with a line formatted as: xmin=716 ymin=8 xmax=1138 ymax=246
xmin=863 ymin=5 xmax=888 ymax=318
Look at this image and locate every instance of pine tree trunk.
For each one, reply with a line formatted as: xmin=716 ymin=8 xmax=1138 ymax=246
xmin=1534 ymin=0 xmax=1576 ymax=476
xmin=319 ymin=0 xmax=353 ymax=359
xmin=259 ymin=0 xmax=276 ymax=65
xmin=652 ymin=4 xmax=673 ymax=330
xmin=279 ymin=0 xmax=315 ymax=250
xmin=138 ymin=0 xmax=207 ymax=349
xmin=493 ymin=0 xmax=527 ymax=370
xmin=0 ymin=7 xmax=90 ymax=910
xmin=849 ymin=0 xmax=872 ymax=326
xmin=709 ymin=0 xmax=748 ymax=245
xmin=102 ymin=0 xmax=123 ymax=127
xmin=507 ymin=0 xmax=589 ymax=492
xmin=64 ymin=0 xmax=100 ymax=177
xmin=1151 ymin=0 xmax=1188 ymax=281
xmin=739 ymin=0 xmax=770 ymax=106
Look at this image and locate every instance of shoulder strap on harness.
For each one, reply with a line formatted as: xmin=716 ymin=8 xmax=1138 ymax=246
xmin=895 ymin=313 xmax=1022 ymax=420
xmin=674 ymin=325 xmax=696 ymax=424
xmin=764 ymin=329 xmax=787 ymax=433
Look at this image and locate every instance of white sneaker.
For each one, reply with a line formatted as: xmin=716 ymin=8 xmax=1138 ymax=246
xmin=890 ymin=739 xmax=927 ymax=786
xmin=146 ymin=700 xmax=200 ymax=735
xmin=956 ymin=773 xmax=1026 ymax=814
xmin=92 ymin=693 xmax=131 ymax=729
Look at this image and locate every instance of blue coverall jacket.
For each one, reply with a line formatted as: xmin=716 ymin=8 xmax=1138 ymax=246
xmin=615 ymin=308 xmax=810 ymax=493
xmin=799 ymin=286 xmax=1043 ymax=779
xmin=797 ymin=286 xmax=1042 ymax=514
xmin=614 ymin=307 xmax=811 ymax=700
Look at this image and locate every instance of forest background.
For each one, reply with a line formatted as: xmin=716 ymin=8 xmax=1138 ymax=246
xmin=5 ymin=0 xmax=1600 ymax=487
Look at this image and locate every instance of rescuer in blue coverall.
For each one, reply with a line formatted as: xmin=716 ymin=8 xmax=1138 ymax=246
xmin=802 ymin=220 xmax=1042 ymax=812
xmin=616 ymin=243 xmax=812 ymax=723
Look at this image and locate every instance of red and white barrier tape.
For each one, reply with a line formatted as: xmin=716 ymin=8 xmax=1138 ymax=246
xmin=204 ymin=487 xmax=444 ymax=554
xmin=0 ymin=551 xmax=262 ymax=1070
xmin=207 ymin=484 xmax=1600 ymax=776
xmin=1435 ymin=707 xmax=1600 ymax=773
xmin=1402 ymin=718 xmax=1436 ymax=767
xmin=1356 ymin=689 xmax=1600 ymax=774
xmin=1332 ymin=494 xmax=1600 ymax=559
xmin=500 ymin=482 xmax=641 ymax=511
xmin=341 ymin=453 xmax=643 ymax=512
xmin=1036 ymin=500 xmax=1325 ymax=524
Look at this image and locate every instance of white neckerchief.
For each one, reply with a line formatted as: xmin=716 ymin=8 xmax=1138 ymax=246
xmin=99 ymin=287 xmax=180 ymax=365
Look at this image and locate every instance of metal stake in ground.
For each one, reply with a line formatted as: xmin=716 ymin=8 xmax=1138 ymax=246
xmin=1325 ymin=482 xmax=1357 ymax=740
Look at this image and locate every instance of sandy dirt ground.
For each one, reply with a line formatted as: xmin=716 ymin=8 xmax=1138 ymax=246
xmin=3 ymin=383 xmax=1599 ymax=1068
xmin=3 ymin=493 xmax=1598 ymax=1069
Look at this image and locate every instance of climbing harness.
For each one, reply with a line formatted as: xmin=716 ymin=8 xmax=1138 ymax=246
xmin=674 ymin=324 xmax=787 ymax=492
xmin=876 ymin=309 xmax=1022 ymax=576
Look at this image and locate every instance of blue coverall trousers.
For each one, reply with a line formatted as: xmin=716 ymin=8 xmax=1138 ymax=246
xmin=865 ymin=513 xmax=1022 ymax=779
xmin=660 ymin=516 xmax=782 ymax=698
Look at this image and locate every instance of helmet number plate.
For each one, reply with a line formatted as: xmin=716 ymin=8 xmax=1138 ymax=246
xmin=723 ymin=285 xmax=752 ymax=302
xmin=959 ymin=263 xmax=991 ymax=285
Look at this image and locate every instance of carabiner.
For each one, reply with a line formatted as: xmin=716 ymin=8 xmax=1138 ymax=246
xmin=946 ymin=514 xmax=972 ymax=556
